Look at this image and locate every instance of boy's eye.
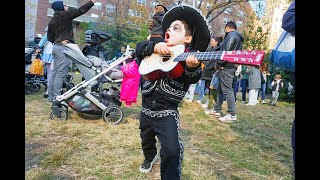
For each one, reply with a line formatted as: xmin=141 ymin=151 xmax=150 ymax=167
xmin=172 ymin=24 xmax=182 ymax=32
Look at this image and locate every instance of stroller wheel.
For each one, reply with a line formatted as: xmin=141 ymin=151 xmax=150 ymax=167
xmin=34 ymin=84 xmax=41 ymax=92
xmin=102 ymin=105 xmax=124 ymax=125
xmin=50 ymin=108 xmax=68 ymax=120
xmin=25 ymin=81 xmax=35 ymax=94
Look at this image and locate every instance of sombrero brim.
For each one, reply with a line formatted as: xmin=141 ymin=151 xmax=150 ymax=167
xmin=162 ymin=4 xmax=211 ymax=52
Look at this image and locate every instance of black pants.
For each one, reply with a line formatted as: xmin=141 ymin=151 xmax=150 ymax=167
xmin=140 ymin=107 xmax=183 ymax=180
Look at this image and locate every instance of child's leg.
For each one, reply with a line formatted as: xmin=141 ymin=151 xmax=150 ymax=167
xmin=270 ymin=91 xmax=276 ymax=104
xmin=274 ymin=90 xmax=280 ymax=105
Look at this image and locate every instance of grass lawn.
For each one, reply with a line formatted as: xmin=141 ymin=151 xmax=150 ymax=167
xmin=25 ymin=72 xmax=295 ymax=180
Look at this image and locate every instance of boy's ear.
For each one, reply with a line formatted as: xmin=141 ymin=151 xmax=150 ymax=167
xmin=184 ymin=35 xmax=192 ymax=44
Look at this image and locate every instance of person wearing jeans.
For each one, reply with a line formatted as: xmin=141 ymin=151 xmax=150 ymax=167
xmin=47 ymin=0 xmax=96 ymax=102
xmin=196 ymin=79 xmax=206 ymax=104
xmin=258 ymin=63 xmax=270 ymax=104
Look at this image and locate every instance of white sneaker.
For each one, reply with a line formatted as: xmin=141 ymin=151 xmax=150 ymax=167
xmin=196 ymin=100 xmax=202 ymax=104
xmin=205 ymin=109 xmax=214 ymax=115
xmin=241 ymin=101 xmax=245 ymax=104
xmin=211 ymin=109 xmax=221 ymax=117
xmin=261 ymin=100 xmax=266 ymax=104
xmin=201 ymin=100 xmax=209 ymax=109
xmin=219 ymin=114 xmax=237 ymax=122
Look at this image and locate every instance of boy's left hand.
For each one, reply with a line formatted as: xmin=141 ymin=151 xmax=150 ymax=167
xmin=186 ymin=54 xmax=200 ymax=68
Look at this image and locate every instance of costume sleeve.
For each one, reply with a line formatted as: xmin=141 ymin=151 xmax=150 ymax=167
xmin=281 ymin=1 xmax=295 ymax=35
xmin=184 ymin=64 xmax=202 ymax=84
xmin=65 ymin=1 xmax=94 ymax=20
xmin=135 ymin=41 xmax=157 ymax=65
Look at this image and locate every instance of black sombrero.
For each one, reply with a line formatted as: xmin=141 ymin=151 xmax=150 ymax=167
xmin=162 ymin=4 xmax=211 ymax=52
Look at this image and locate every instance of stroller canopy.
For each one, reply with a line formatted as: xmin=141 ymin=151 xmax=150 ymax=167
xmin=85 ymin=29 xmax=112 ymax=45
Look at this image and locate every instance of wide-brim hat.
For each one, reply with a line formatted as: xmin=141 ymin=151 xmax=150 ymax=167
xmin=162 ymin=4 xmax=211 ymax=52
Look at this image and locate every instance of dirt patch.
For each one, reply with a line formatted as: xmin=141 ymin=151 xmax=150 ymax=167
xmin=25 ymin=142 xmax=47 ymax=172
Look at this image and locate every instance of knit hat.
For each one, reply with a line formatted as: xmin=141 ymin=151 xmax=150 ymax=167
xmin=155 ymin=4 xmax=168 ymax=13
xmin=162 ymin=4 xmax=211 ymax=52
xmin=52 ymin=1 xmax=64 ymax=11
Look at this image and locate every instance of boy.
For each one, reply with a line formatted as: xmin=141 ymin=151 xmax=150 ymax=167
xmin=135 ymin=4 xmax=211 ymax=180
xmin=270 ymin=73 xmax=284 ymax=106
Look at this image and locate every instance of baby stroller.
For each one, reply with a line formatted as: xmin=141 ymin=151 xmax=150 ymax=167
xmin=49 ymin=31 xmax=132 ymax=125
xmin=25 ymin=46 xmax=75 ymax=95
xmin=25 ymin=48 xmax=47 ymax=94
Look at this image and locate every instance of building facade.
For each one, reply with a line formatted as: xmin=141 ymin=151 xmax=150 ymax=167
xmin=26 ymin=0 xmax=254 ymax=44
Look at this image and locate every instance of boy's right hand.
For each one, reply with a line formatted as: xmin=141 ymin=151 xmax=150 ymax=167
xmin=154 ymin=42 xmax=172 ymax=55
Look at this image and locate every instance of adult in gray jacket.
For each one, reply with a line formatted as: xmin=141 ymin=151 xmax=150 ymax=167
xmin=46 ymin=0 xmax=96 ymax=103
xmin=211 ymin=21 xmax=244 ymax=122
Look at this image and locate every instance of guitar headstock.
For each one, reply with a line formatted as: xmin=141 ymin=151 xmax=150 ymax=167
xmin=222 ymin=50 xmax=265 ymax=66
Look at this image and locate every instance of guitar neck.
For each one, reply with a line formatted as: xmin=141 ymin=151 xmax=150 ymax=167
xmin=174 ymin=51 xmax=224 ymax=62
xmin=173 ymin=50 xmax=264 ymax=66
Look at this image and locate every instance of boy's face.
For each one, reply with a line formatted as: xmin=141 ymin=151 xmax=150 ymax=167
xmin=164 ymin=20 xmax=192 ymax=46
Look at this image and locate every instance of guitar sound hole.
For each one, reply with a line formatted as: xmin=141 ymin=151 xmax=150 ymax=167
xmin=162 ymin=55 xmax=171 ymax=62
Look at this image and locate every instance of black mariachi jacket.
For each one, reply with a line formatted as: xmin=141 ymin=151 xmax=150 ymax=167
xmin=136 ymin=41 xmax=202 ymax=111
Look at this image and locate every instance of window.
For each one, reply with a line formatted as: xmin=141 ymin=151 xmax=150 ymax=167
xmin=223 ymin=18 xmax=230 ymax=24
xmin=129 ymin=9 xmax=141 ymax=17
xmin=150 ymin=1 xmax=157 ymax=7
xmin=236 ymin=21 xmax=243 ymax=27
xmin=237 ymin=10 xmax=244 ymax=17
xmin=106 ymin=4 xmax=115 ymax=13
xmin=93 ymin=2 xmax=101 ymax=10
xmin=91 ymin=13 xmax=99 ymax=18
xmin=137 ymin=0 xmax=146 ymax=6
xmin=224 ymin=8 xmax=232 ymax=14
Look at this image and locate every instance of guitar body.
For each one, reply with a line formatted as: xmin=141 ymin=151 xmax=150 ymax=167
xmin=139 ymin=44 xmax=186 ymax=80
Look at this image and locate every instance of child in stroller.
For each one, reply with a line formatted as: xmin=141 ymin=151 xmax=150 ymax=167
xmin=49 ymin=30 xmax=133 ymax=125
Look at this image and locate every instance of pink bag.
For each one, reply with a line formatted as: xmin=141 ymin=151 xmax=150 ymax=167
xmin=120 ymin=60 xmax=140 ymax=106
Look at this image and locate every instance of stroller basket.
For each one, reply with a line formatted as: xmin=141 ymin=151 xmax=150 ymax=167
xmin=66 ymin=87 xmax=121 ymax=115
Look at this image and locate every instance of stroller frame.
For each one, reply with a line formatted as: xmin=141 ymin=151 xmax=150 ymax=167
xmin=50 ymin=48 xmax=132 ymax=125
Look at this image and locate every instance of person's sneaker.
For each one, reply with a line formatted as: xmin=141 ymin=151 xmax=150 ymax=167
xmin=201 ymin=101 xmax=208 ymax=109
xmin=241 ymin=101 xmax=245 ymax=104
xmin=261 ymin=100 xmax=266 ymax=104
xmin=218 ymin=114 xmax=237 ymax=122
xmin=205 ymin=109 xmax=215 ymax=115
xmin=196 ymin=100 xmax=202 ymax=104
xmin=139 ymin=155 xmax=159 ymax=173
xmin=211 ymin=109 xmax=221 ymax=117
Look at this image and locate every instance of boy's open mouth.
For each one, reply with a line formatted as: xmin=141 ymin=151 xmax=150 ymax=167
xmin=164 ymin=32 xmax=170 ymax=42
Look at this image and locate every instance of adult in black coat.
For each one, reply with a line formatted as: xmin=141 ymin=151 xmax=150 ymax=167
xmin=203 ymin=37 xmax=221 ymax=114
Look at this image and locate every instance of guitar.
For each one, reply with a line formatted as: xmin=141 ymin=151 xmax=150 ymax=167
xmin=139 ymin=44 xmax=265 ymax=80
